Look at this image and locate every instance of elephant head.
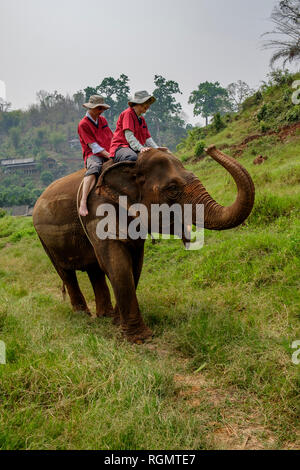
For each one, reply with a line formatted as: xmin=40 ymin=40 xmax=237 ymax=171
xmin=95 ymin=145 xmax=255 ymax=239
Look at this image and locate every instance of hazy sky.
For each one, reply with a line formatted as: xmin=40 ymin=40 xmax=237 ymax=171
xmin=0 ymin=0 xmax=281 ymax=122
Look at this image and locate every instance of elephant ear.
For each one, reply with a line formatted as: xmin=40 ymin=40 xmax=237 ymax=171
xmin=95 ymin=161 xmax=140 ymax=206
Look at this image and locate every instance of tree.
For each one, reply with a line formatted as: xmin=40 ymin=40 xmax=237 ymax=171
xmin=83 ymin=74 xmax=130 ymax=125
xmin=188 ymin=81 xmax=229 ymax=126
xmin=0 ymin=98 xmax=11 ymax=112
xmin=48 ymin=131 xmax=65 ymax=152
xmin=9 ymin=127 xmax=21 ymax=149
xmin=146 ymin=75 xmax=183 ymax=145
xmin=212 ymin=113 xmax=226 ymax=132
xmin=73 ymin=90 xmax=85 ymax=110
xmin=37 ymin=90 xmax=65 ymax=110
xmin=226 ymin=80 xmax=254 ymax=111
xmin=97 ymin=74 xmax=130 ymax=123
xmin=262 ymin=0 xmax=300 ymax=67
xmin=41 ymin=171 xmax=54 ymax=186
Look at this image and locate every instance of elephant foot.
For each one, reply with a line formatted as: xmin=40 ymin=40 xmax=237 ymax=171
xmin=124 ymin=325 xmax=153 ymax=344
xmin=112 ymin=305 xmax=121 ymax=326
xmin=96 ymin=306 xmax=115 ymax=318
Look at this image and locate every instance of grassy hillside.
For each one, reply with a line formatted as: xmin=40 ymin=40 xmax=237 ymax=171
xmin=0 ymin=113 xmax=299 ymax=449
xmin=177 ymin=70 xmax=300 ymax=161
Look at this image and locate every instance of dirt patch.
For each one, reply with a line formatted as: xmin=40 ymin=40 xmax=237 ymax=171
xmin=173 ymin=373 xmax=278 ymax=450
xmin=174 ymin=373 xmax=226 ymax=407
xmin=230 ymin=121 xmax=300 ymax=158
xmin=143 ymin=340 xmax=297 ymax=450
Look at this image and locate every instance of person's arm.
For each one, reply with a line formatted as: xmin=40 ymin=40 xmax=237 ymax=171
xmin=124 ymin=130 xmax=145 ymax=152
xmin=88 ymin=142 xmax=110 ymax=158
xmin=145 ymin=137 xmax=158 ymax=148
xmin=142 ymin=120 xmax=168 ymax=152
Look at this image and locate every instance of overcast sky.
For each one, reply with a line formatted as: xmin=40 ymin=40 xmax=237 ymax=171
xmin=0 ymin=0 xmax=282 ymax=123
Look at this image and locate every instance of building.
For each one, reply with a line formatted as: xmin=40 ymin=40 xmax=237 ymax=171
xmin=68 ymin=138 xmax=81 ymax=149
xmin=0 ymin=158 xmax=37 ymax=175
xmin=2 ymin=205 xmax=34 ymax=216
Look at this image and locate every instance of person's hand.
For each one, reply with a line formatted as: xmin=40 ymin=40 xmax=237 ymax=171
xmin=157 ymin=147 xmax=169 ymax=152
xmin=139 ymin=147 xmax=152 ymax=154
xmin=100 ymin=150 xmax=110 ymax=159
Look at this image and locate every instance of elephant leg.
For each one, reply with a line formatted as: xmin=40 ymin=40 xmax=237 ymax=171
xmin=110 ymin=245 xmax=145 ymax=327
xmin=96 ymin=241 xmax=152 ymax=343
xmin=61 ymin=269 xmax=90 ymax=314
xmin=37 ymin=236 xmax=90 ymax=314
xmin=131 ymin=243 xmax=145 ymax=289
xmin=86 ymin=264 xmax=114 ymax=318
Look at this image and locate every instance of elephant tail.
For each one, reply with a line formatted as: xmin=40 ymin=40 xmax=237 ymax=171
xmin=62 ymin=283 xmax=66 ymax=301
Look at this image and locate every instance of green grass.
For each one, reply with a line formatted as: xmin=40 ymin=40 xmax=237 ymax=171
xmin=0 ymin=131 xmax=299 ymax=449
xmin=177 ymin=71 xmax=300 ymax=162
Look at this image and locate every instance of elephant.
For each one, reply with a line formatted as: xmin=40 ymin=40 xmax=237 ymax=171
xmin=32 ymin=145 xmax=255 ymax=343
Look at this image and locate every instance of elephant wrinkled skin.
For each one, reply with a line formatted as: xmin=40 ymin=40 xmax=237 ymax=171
xmin=33 ymin=146 xmax=255 ymax=343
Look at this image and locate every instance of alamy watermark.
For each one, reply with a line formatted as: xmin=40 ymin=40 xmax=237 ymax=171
xmin=0 ymin=80 xmax=6 ymax=101
xmin=95 ymin=198 xmax=204 ymax=250
xmin=291 ymin=80 xmax=300 ymax=105
xmin=291 ymin=340 xmax=300 ymax=365
xmin=0 ymin=340 xmax=6 ymax=364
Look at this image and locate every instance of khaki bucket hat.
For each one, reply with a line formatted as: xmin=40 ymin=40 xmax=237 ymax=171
xmin=83 ymin=95 xmax=110 ymax=110
xmin=128 ymin=90 xmax=156 ymax=106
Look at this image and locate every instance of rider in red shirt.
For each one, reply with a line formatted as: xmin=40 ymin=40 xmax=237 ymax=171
xmin=110 ymin=90 xmax=168 ymax=162
xmin=77 ymin=95 xmax=113 ymax=216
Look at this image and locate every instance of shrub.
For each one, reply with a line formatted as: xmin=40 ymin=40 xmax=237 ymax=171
xmin=257 ymin=104 xmax=268 ymax=122
xmin=9 ymin=127 xmax=21 ymax=149
xmin=285 ymin=106 xmax=300 ymax=122
xmin=40 ymin=171 xmax=54 ymax=186
xmin=212 ymin=113 xmax=226 ymax=132
xmin=242 ymin=91 xmax=262 ymax=111
xmin=267 ymin=69 xmax=294 ymax=87
xmin=0 ymin=209 xmax=6 ymax=218
xmin=194 ymin=141 xmax=205 ymax=158
xmin=260 ymin=121 xmax=270 ymax=133
xmin=9 ymin=227 xmax=36 ymax=243
xmin=180 ymin=154 xmax=190 ymax=163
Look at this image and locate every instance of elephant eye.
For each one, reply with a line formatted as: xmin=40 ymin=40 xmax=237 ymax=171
xmin=165 ymin=182 xmax=181 ymax=192
xmin=163 ymin=183 xmax=181 ymax=199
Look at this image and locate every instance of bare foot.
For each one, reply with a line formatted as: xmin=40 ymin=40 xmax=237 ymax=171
xmin=79 ymin=203 xmax=88 ymax=217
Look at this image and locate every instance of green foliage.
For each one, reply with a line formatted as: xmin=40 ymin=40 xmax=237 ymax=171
xmin=9 ymin=127 xmax=21 ymax=149
xmin=40 ymin=171 xmax=54 ymax=186
xmin=194 ymin=141 xmax=205 ymax=157
xmin=265 ymin=69 xmax=295 ymax=88
xmin=188 ymin=81 xmax=229 ymax=125
xmin=84 ymin=74 xmax=130 ymax=126
xmin=146 ymin=75 xmax=185 ymax=149
xmin=257 ymin=104 xmax=268 ymax=122
xmin=212 ymin=112 xmax=226 ymax=132
xmin=286 ymin=105 xmax=300 ymax=121
xmin=242 ymin=91 xmax=263 ymax=111
xmin=178 ymin=71 xmax=300 ymax=158
xmin=260 ymin=121 xmax=270 ymax=133
xmin=48 ymin=132 xmax=65 ymax=152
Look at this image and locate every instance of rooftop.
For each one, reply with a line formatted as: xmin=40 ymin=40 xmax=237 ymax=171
xmin=1 ymin=158 xmax=35 ymax=166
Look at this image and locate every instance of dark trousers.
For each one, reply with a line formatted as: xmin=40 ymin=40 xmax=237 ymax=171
xmin=114 ymin=147 xmax=138 ymax=163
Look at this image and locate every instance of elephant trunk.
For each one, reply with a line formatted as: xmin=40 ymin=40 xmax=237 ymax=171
xmin=182 ymin=145 xmax=255 ymax=230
